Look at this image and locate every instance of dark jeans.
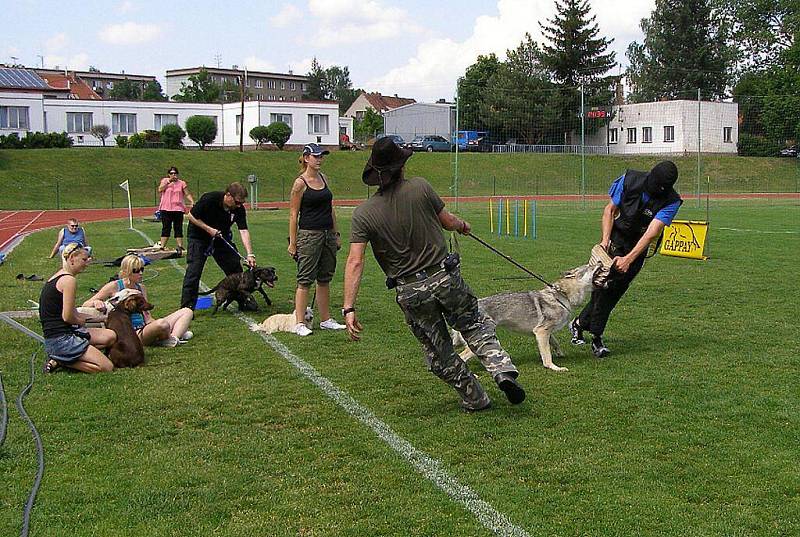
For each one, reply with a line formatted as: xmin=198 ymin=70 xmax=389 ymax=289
xmin=160 ymin=210 xmax=184 ymax=238
xmin=180 ymin=238 xmax=242 ymax=309
xmin=577 ymin=237 xmax=646 ymax=338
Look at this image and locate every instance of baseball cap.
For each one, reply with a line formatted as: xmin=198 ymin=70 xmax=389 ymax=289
xmin=302 ymin=143 xmax=330 ymax=156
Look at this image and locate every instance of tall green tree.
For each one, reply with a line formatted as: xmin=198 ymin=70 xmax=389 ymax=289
xmin=354 ymin=108 xmax=383 ymax=142
xmin=457 ymin=54 xmax=501 ymax=131
xmin=302 ymin=58 xmax=359 ymax=114
xmin=173 ymin=69 xmax=222 ymax=103
xmin=142 ymin=80 xmax=167 ymax=101
xmin=108 ymin=79 xmax=142 ymax=100
xmin=626 ymin=0 xmax=734 ymax=102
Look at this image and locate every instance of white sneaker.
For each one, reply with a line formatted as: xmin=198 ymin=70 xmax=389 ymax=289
xmin=320 ymin=318 xmax=346 ymax=330
xmin=180 ymin=330 xmax=193 ymax=341
xmin=154 ymin=335 xmax=179 ymax=348
xmin=294 ymin=323 xmax=312 ymax=336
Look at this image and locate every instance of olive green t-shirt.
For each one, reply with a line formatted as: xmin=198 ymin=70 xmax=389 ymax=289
xmin=350 ymin=177 xmax=447 ymax=278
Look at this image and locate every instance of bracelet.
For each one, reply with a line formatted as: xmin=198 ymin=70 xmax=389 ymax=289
xmin=247 ymin=253 xmax=256 ymax=258
xmin=341 ymin=307 xmax=356 ymax=316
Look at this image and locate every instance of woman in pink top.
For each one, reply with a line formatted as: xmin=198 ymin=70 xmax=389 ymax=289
xmin=157 ymin=166 xmax=195 ymax=251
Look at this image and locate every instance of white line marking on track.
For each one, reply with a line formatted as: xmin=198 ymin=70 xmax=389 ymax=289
xmin=717 ymin=226 xmax=800 ymax=234
xmin=0 ymin=211 xmax=20 ymax=223
xmin=130 ymin=227 xmax=531 ymax=537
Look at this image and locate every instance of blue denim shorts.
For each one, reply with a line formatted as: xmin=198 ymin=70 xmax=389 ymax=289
xmin=44 ymin=330 xmax=90 ymax=364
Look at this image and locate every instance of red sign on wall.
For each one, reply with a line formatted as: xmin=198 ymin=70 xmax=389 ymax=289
xmin=587 ymin=109 xmax=607 ymax=119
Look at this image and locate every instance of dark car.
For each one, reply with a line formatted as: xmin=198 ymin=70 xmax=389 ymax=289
xmin=376 ymin=134 xmax=405 ymax=147
xmin=778 ymin=146 xmax=798 ymax=157
xmin=408 ymin=135 xmax=452 ymax=152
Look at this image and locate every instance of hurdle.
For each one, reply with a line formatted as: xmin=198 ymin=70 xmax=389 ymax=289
xmin=489 ymin=197 xmax=536 ymax=239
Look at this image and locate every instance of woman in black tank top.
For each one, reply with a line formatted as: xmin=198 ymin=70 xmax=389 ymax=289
xmin=39 ymin=243 xmax=116 ymax=373
xmin=287 ymin=144 xmax=347 ymax=336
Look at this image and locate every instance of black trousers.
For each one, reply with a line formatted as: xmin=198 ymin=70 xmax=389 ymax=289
xmin=577 ymin=236 xmax=646 ymax=338
xmin=160 ymin=210 xmax=184 ymax=238
xmin=180 ymin=238 xmax=242 ymax=309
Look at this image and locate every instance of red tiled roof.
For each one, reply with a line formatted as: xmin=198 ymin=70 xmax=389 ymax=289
xmin=39 ymin=73 xmax=102 ymax=100
xmin=362 ymin=92 xmax=416 ymax=112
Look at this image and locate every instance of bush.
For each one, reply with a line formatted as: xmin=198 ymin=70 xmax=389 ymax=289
xmin=737 ymin=133 xmax=782 ymax=157
xmin=249 ymin=125 xmax=270 ymax=149
xmin=185 ymin=115 xmax=217 ymax=149
xmin=161 ymin=124 xmax=186 ymax=149
xmin=127 ymin=133 xmax=145 ymax=149
xmin=142 ymin=129 xmax=161 ymax=142
xmin=265 ymin=122 xmax=292 ymax=150
xmin=0 ymin=131 xmax=72 ymax=149
xmin=115 ymin=135 xmax=128 ymax=148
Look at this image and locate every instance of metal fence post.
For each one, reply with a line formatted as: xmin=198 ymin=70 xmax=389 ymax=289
xmin=111 ymin=182 xmax=114 ymax=208
xmin=697 ymin=88 xmax=702 ymax=208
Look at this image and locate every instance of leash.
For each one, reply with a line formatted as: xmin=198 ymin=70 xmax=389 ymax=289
xmin=215 ymin=233 xmax=248 ymax=262
xmin=465 ymin=232 xmax=554 ymax=289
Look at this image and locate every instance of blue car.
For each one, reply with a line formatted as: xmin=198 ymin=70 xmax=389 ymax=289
xmin=408 ymin=135 xmax=452 ymax=152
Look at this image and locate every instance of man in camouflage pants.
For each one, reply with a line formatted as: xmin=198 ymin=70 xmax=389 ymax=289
xmin=342 ymin=138 xmax=526 ymax=411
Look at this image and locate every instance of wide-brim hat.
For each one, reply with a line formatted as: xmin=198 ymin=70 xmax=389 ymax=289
xmin=362 ymin=137 xmax=413 ymax=186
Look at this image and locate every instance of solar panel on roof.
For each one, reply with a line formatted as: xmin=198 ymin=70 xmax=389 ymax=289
xmin=0 ymin=68 xmax=49 ymax=89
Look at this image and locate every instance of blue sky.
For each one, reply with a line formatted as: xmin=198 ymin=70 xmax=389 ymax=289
xmin=3 ymin=0 xmax=655 ymax=101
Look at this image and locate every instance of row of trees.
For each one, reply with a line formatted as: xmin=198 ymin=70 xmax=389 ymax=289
xmin=458 ymin=0 xmax=799 ymax=152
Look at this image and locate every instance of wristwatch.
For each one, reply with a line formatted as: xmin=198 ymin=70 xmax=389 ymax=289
xmin=342 ymin=307 xmax=356 ymax=316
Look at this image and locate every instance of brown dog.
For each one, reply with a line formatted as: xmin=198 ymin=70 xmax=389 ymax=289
xmin=106 ymin=290 xmax=153 ymax=368
xmin=200 ymin=266 xmax=277 ymax=314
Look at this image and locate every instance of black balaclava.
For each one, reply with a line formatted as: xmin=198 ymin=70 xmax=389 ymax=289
xmin=645 ymin=161 xmax=678 ymax=198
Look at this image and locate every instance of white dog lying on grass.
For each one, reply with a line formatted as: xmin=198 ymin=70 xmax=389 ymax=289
xmin=251 ymin=307 xmax=313 ymax=334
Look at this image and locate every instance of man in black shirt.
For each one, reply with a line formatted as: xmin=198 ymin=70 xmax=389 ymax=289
xmin=180 ymin=182 xmax=258 ymax=310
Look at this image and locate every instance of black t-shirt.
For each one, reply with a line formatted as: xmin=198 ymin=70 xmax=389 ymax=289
xmin=188 ymin=191 xmax=248 ymax=243
xmin=39 ymin=274 xmax=75 ymax=338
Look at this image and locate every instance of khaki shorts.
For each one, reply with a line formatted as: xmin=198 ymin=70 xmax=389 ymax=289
xmin=296 ymin=229 xmax=339 ymax=286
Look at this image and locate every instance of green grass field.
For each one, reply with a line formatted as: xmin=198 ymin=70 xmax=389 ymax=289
xmin=1 ymin=200 xmax=798 ymax=536
xmin=1 ymin=148 xmax=798 ymax=209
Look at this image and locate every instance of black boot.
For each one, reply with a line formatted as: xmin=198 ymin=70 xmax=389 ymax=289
xmin=494 ymin=372 xmax=526 ymax=405
xmin=591 ymin=336 xmax=610 ymax=358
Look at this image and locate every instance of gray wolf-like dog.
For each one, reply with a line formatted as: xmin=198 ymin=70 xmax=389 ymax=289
xmin=251 ymin=307 xmax=313 ymax=334
xmin=452 ymin=263 xmax=605 ymax=372
xmin=200 ymin=266 xmax=277 ymax=313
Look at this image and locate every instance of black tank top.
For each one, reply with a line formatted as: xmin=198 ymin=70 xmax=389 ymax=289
xmin=298 ymin=175 xmax=334 ymax=230
xmin=39 ymin=274 xmax=75 ymax=338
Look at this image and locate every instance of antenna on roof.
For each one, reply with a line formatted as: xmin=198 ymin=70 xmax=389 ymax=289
xmin=214 ymin=53 xmax=222 ymax=68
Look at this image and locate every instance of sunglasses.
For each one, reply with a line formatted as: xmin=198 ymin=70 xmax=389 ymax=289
xmin=132 ymin=267 xmax=145 ymax=274
xmin=169 ymin=171 xmax=178 ymax=175
xmin=68 ymin=224 xmax=78 ymax=228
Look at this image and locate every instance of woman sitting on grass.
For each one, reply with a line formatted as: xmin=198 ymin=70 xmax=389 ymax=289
xmin=84 ymin=254 xmax=193 ymax=347
xmin=40 ymin=243 xmax=116 ymax=373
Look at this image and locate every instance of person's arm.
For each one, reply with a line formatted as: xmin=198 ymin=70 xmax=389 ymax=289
xmin=49 ymin=229 xmax=65 ymax=258
xmin=157 ymin=177 xmax=170 ymax=193
xmin=82 ymin=280 xmax=118 ymax=310
xmin=600 ymin=201 xmax=618 ymax=251
xmin=238 ymin=229 xmax=256 ymax=268
xmin=59 ymin=275 xmax=88 ymax=325
xmin=287 ymin=178 xmax=305 ymax=259
xmin=183 ymin=183 xmax=195 ymax=207
xmin=187 ymin=212 xmax=218 ymax=238
xmin=140 ymin=285 xmax=154 ymax=323
xmin=614 ymin=218 xmax=666 ymax=273
xmin=342 ymin=242 xmax=367 ymax=341
xmin=438 ymin=208 xmax=471 ymax=234
xmin=331 ymin=206 xmax=341 ymax=249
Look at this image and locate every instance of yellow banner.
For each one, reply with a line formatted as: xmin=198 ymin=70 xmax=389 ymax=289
xmin=659 ymin=220 xmax=709 ymax=260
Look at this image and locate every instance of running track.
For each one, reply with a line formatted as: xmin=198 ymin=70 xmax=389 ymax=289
xmin=1 ymin=192 xmax=797 ymax=255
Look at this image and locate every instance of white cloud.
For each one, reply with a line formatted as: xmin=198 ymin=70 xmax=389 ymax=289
xmin=269 ymin=5 xmax=302 ymax=28
xmin=118 ymin=1 xmax=136 ymax=13
xmin=45 ymin=33 xmax=69 ymax=52
xmin=98 ymin=22 xmax=162 ymax=45
xmin=242 ymin=56 xmax=277 ymax=73
xmin=300 ymin=0 xmax=422 ymax=46
xmin=367 ymin=0 xmax=655 ymax=101
xmin=44 ymin=52 xmax=90 ymax=71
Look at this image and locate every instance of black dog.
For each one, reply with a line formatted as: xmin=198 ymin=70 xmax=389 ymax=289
xmin=200 ymin=266 xmax=277 ymax=314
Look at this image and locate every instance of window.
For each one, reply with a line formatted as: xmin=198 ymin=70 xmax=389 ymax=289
xmin=268 ymin=80 xmax=276 ymax=89
xmin=256 ymin=93 xmax=262 ymax=100
xmin=270 ymin=113 xmax=292 ymax=128
xmin=301 ymin=83 xmax=307 ymax=92
xmin=723 ymin=126 xmax=732 ymax=143
xmin=1 ymin=106 xmax=30 ymax=129
xmin=642 ymin=127 xmax=652 ymax=143
xmin=255 ymin=79 xmax=263 ymax=89
xmin=291 ymin=96 xmax=297 ymax=102
xmin=664 ymin=125 xmax=675 ymax=142
xmin=236 ymin=115 xmax=242 ymax=136
xmin=154 ymin=114 xmax=178 ymax=130
xmin=608 ymin=128 xmax=618 ymax=144
xmin=627 ymin=128 xmax=637 ymax=143
xmin=280 ymin=81 xmax=285 ymax=90
xmin=308 ymin=114 xmax=329 ymax=135
xmin=66 ymin=112 xmax=92 ymax=133
xmin=106 ymin=81 xmax=113 ymax=89
xmin=290 ymin=82 xmax=296 ymax=91
xmin=112 ymin=113 xmax=137 ymax=134
xmin=269 ymin=94 xmax=275 ymax=101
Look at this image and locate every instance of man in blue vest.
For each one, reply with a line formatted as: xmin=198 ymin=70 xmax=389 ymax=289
xmin=571 ymin=161 xmax=683 ymax=358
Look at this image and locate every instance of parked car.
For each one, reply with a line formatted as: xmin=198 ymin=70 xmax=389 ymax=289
xmin=376 ymin=133 xmax=405 ymax=147
xmin=408 ymin=135 xmax=452 ymax=152
xmin=455 ymin=130 xmax=488 ymax=151
xmin=778 ymin=145 xmax=798 ymax=157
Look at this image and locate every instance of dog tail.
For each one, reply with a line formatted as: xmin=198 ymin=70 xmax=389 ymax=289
xmin=198 ymin=285 xmax=219 ymax=296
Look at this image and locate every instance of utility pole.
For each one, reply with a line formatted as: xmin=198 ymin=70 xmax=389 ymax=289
xmin=239 ymin=72 xmax=245 ymax=152
xmin=36 ymin=55 xmax=44 ymax=68
xmin=214 ymin=53 xmax=222 ymax=68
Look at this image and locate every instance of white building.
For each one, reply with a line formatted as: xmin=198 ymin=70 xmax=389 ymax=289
xmin=0 ymin=92 xmax=343 ymax=148
xmin=383 ymin=102 xmax=456 ymax=143
xmin=586 ymin=100 xmax=739 ymax=155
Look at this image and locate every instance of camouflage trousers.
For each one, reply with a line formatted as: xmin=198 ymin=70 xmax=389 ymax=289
xmin=395 ymin=267 xmax=518 ymax=410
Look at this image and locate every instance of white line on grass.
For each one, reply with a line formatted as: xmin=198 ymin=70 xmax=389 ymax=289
xmin=717 ymin=226 xmax=800 ymax=234
xmin=131 ymin=228 xmax=531 ymax=537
